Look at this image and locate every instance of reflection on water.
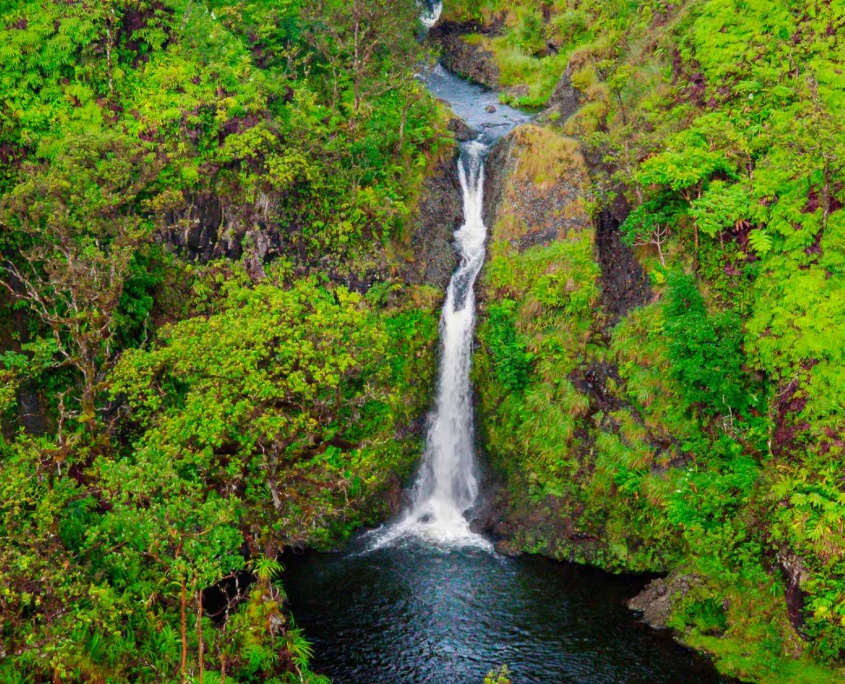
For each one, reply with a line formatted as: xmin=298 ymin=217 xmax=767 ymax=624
xmin=283 ymin=542 xmax=735 ymax=684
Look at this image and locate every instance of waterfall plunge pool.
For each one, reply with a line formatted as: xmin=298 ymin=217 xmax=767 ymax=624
xmin=283 ymin=541 xmax=734 ymax=684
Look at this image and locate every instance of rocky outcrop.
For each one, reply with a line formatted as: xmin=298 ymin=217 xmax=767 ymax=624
xmin=427 ymin=21 xmax=500 ymax=89
xmin=596 ymin=208 xmax=652 ymax=322
xmin=628 ymin=575 xmax=705 ymax=629
xmin=164 ymin=192 xmax=240 ymax=262
xmin=399 ymin=145 xmax=465 ymax=291
xmin=481 ymin=133 xmax=514 ymax=231
xmin=541 ymin=71 xmax=585 ymax=124
xmin=779 ymin=549 xmax=810 ymax=635
xmin=483 ymin=124 xmax=591 ymax=250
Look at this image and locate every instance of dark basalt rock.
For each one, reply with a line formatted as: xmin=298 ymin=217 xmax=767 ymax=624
xmin=165 ymin=192 xmax=235 ymax=262
xmin=596 ymin=208 xmax=652 ymax=322
xmin=628 ymin=575 xmax=705 ymax=629
xmin=480 ymin=133 xmax=515 ymax=231
xmin=400 ymin=145 xmax=463 ymax=290
xmin=448 ymin=117 xmax=476 ymax=142
xmin=427 ymin=21 xmax=500 ymax=89
xmin=779 ymin=549 xmax=810 ymax=637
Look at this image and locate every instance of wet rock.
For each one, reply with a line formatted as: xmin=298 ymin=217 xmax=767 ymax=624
xmin=427 ymin=21 xmax=500 ymax=89
xmin=485 ymin=104 xmax=497 ymax=113
xmin=596 ymin=209 xmax=652 ymax=322
xmin=400 ymin=144 xmax=463 ymax=290
xmin=628 ymin=575 xmax=704 ymax=629
xmin=494 ymin=539 xmax=523 ymax=557
xmin=779 ymin=548 xmax=810 ymax=636
xmin=242 ymin=229 xmax=272 ymax=282
xmin=165 ymin=192 xmax=236 ymax=261
xmin=481 ymin=133 xmax=514 ymax=230
xmin=448 ymin=117 xmax=475 ymax=142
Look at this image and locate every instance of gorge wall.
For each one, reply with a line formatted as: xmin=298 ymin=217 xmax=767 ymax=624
xmin=425 ymin=3 xmax=845 ymax=683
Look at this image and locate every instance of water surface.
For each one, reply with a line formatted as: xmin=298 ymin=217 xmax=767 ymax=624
xmin=284 ymin=542 xmax=734 ymax=684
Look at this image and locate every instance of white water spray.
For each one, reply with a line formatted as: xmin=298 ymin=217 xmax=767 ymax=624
xmin=419 ymin=0 xmax=442 ymax=28
xmin=370 ymin=140 xmax=492 ymax=550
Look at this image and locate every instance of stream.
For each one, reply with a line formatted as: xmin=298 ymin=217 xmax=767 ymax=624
xmin=282 ymin=10 xmax=734 ymax=683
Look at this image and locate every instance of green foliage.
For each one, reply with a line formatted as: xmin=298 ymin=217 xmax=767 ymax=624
xmin=483 ymin=665 xmax=512 ymax=684
xmin=485 ymin=299 xmax=532 ymax=392
xmin=461 ymin=1 xmax=845 ymax=677
xmin=0 ymin=0 xmax=446 ymax=680
xmin=663 ymin=272 xmax=754 ymax=416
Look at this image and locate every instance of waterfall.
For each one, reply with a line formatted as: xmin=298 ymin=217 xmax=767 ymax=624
xmin=363 ymin=2 xmax=530 ymax=551
xmin=369 ymin=140 xmax=492 ymax=550
xmin=419 ymin=1 xmax=443 ymax=28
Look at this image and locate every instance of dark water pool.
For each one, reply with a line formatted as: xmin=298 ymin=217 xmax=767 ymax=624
xmin=283 ymin=541 xmax=734 ymax=683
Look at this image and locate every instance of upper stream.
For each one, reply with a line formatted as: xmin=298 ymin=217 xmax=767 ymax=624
xmin=282 ymin=11 xmax=733 ymax=684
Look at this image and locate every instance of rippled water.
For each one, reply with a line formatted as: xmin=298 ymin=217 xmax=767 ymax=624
xmin=422 ymin=65 xmax=531 ymax=140
xmin=284 ymin=542 xmax=734 ymax=684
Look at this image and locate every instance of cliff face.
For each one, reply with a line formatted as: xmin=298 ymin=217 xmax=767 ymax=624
xmin=474 ymin=123 xmax=655 ymax=569
xmin=448 ymin=2 xmax=845 ymax=680
xmin=399 ymin=145 xmax=464 ymax=291
xmin=427 ymin=21 xmax=501 ymax=90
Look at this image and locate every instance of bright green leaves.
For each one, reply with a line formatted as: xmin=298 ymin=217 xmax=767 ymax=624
xmin=485 ymin=300 xmax=533 ymax=393
xmin=110 ymin=277 xmax=396 ymax=544
xmin=639 ymin=148 xmax=731 ymax=198
xmin=690 ymin=181 xmax=750 ymax=239
xmin=746 ymin=229 xmax=773 ymax=256
xmin=664 ymin=273 xmax=754 ymax=416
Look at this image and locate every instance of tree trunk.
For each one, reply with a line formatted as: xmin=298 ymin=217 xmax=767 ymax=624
xmin=180 ymin=580 xmax=188 ymax=682
xmin=197 ymin=589 xmax=205 ymax=684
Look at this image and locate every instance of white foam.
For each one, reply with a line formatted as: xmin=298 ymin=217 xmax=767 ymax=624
xmin=368 ymin=142 xmax=492 ymax=553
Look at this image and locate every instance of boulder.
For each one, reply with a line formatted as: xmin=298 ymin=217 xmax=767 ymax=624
xmin=628 ymin=575 xmax=704 ymax=629
xmin=427 ymin=21 xmax=500 ymax=89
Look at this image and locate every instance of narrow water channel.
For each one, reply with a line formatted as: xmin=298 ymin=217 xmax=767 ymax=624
xmin=283 ymin=12 xmax=734 ymax=683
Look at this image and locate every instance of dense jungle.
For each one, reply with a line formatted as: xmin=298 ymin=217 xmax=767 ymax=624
xmin=1 ymin=1 xmax=844 ymax=683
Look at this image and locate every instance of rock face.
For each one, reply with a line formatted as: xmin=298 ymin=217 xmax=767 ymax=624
xmin=163 ymin=191 xmax=287 ymax=284
xmin=483 ymin=124 xmax=591 ymax=251
xmin=596 ymin=208 xmax=652 ymax=322
xmin=400 ymin=147 xmax=463 ymax=290
xmin=779 ymin=549 xmax=810 ymax=635
xmin=628 ymin=575 xmax=704 ymax=629
xmin=427 ymin=21 xmax=500 ymax=89
xmin=543 ymin=71 xmax=584 ymax=123
xmin=164 ymin=192 xmax=241 ymax=262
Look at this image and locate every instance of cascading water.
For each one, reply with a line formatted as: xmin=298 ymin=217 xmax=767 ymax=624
xmin=280 ymin=11 xmax=740 ymax=684
xmin=370 ymin=140 xmax=491 ymax=549
xmin=367 ymin=7 xmax=531 ymax=552
xmin=419 ymin=0 xmax=442 ymax=28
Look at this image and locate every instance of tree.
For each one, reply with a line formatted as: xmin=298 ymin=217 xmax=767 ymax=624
xmin=110 ymin=278 xmax=396 ymax=548
xmin=638 ymin=147 xmax=732 ymax=264
xmin=620 ymin=197 xmax=684 ymax=266
xmin=0 ymin=130 xmax=159 ymax=428
xmin=304 ymin=0 xmax=419 ymax=114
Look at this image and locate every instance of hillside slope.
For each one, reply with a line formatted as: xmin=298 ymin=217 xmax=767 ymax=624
xmin=433 ymin=1 xmax=845 ymax=681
